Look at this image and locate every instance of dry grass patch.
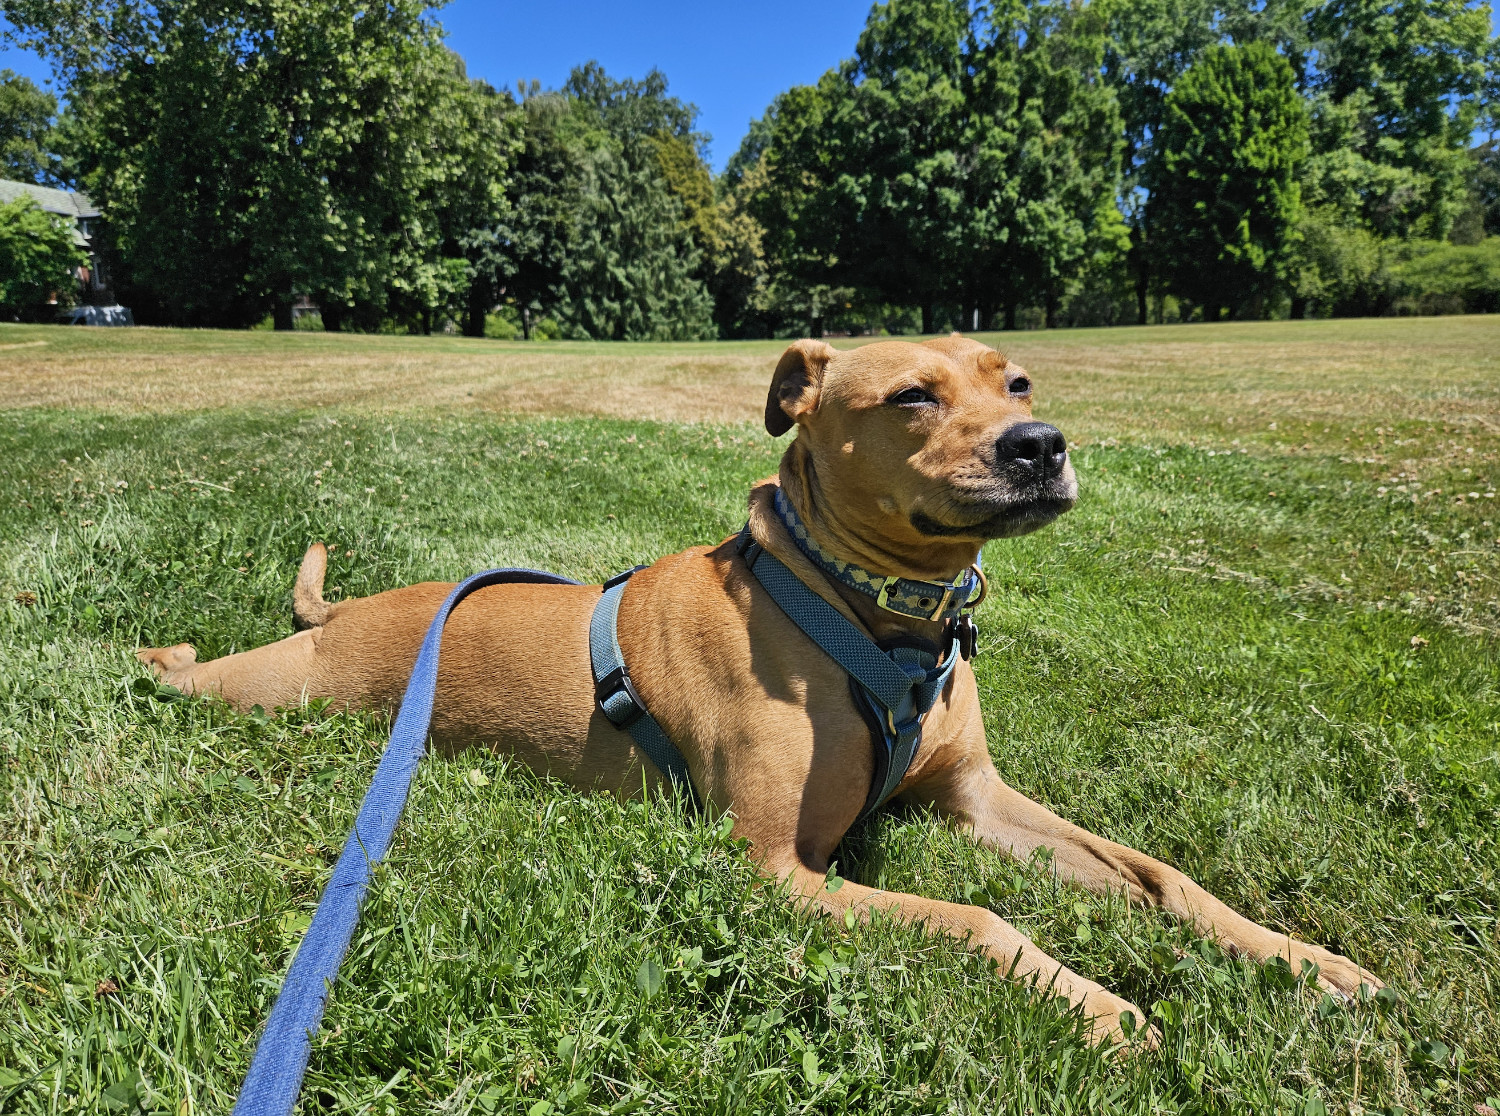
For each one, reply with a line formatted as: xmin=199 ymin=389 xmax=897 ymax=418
xmin=4 ymin=315 xmax=1499 ymax=474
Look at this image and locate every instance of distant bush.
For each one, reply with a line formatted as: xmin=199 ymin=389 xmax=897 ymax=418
xmin=483 ymin=307 xmax=560 ymax=340
xmin=0 ymin=196 xmax=85 ymax=320
xmin=1390 ymin=239 xmax=1500 ymax=315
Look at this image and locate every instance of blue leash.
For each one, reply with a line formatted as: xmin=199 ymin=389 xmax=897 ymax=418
xmin=232 ymin=568 xmax=579 ymax=1116
xmin=234 ymin=531 xmax=967 ymax=1112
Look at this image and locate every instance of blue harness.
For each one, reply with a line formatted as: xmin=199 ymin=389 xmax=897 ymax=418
xmin=233 ymin=512 xmax=980 ymax=1114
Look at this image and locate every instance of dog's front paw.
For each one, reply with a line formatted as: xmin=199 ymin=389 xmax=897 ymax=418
xmin=1290 ymin=942 xmax=1383 ymax=1002
xmin=1081 ymin=989 xmax=1158 ymax=1053
xmin=136 ymin=643 xmax=197 ymax=677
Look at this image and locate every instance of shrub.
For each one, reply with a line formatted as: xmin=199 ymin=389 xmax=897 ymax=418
xmin=1390 ymin=239 xmax=1500 ymax=315
xmin=0 ymin=195 xmax=86 ymax=320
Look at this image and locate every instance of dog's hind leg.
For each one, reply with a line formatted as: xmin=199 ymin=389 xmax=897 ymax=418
xmin=137 ymin=545 xmax=344 ymax=710
xmin=137 ymin=627 xmax=329 ymax=711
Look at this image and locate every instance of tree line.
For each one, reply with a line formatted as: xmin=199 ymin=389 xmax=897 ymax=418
xmin=1 ymin=0 xmax=1496 ymax=335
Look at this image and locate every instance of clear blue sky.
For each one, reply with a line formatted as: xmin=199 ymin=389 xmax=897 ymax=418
xmin=0 ymin=1 xmax=873 ymax=171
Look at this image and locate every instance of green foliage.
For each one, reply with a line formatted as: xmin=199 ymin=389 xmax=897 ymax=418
xmin=1389 ymin=238 xmax=1500 ymax=314
xmin=0 ymin=195 xmax=85 ymax=317
xmin=462 ymin=66 xmax=716 ymax=341
xmin=4 ymin=0 xmax=512 ymax=331
xmin=1467 ymin=141 xmax=1500 ymax=239
xmin=0 ymin=68 xmax=60 ymax=184
xmin=1099 ymin=0 xmax=1493 ymax=322
xmin=964 ymin=0 xmax=1129 ymax=329
xmin=6 ymin=0 xmax=1500 ymax=331
xmin=1147 ymin=42 xmax=1307 ymax=319
xmin=556 ymin=138 xmax=714 ymax=341
xmin=463 ymin=90 xmax=582 ymax=339
xmin=1288 ymin=208 xmax=1393 ymax=316
xmin=1304 ymin=0 xmax=1490 ymax=240
xmin=740 ymin=0 xmax=1126 ymax=334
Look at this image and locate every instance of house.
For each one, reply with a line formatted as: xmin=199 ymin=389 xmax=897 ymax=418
xmin=0 ymin=178 xmax=114 ymax=307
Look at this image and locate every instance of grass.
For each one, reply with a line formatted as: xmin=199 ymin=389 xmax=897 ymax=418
xmin=1 ymin=317 xmax=1498 ymax=1114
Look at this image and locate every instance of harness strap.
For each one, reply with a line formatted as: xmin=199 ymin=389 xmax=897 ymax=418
xmin=588 ymin=570 xmax=698 ymax=806
xmin=233 ymin=567 xmax=581 ymax=1116
xmin=738 ymin=527 xmax=960 ymax=817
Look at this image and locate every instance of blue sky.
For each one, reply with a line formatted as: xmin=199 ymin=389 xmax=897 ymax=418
xmin=0 ymin=1 xmax=873 ymax=171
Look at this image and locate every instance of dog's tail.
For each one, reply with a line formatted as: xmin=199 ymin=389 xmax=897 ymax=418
xmin=292 ymin=543 xmax=331 ymax=630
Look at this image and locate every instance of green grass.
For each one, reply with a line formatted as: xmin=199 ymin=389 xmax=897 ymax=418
xmin=2 ymin=326 xmax=1499 ymax=1114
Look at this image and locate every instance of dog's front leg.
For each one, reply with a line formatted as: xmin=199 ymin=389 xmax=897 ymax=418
xmin=781 ymin=859 xmax=1147 ymax=1048
xmin=913 ymin=756 xmax=1383 ymax=1002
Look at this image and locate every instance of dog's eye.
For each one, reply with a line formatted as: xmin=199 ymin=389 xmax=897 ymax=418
xmin=1007 ymin=376 xmax=1031 ymax=396
xmin=889 ymin=387 xmax=936 ymax=407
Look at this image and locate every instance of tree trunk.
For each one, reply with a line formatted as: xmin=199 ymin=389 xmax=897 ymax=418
xmin=1044 ymin=286 xmax=1059 ymax=330
xmin=1290 ymin=296 xmax=1307 ymax=320
xmin=921 ymin=304 xmax=934 ymax=335
xmin=1135 ymin=267 xmax=1148 ymax=326
xmin=1003 ymin=299 xmax=1017 ymax=331
xmin=463 ymin=281 xmax=488 ymax=338
xmin=521 ymin=305 xmax=532 ymax=341
xmin=321 ymin=303 xmax=343 ymax=332
xmin=273 ymin=300 xmax=294 ymax=331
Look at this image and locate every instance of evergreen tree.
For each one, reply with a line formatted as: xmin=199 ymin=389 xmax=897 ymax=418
xmin=556 ymin=135 xmax=713 ymax=340
xmin=1146 ymin=41 xmax=1307 ymax=319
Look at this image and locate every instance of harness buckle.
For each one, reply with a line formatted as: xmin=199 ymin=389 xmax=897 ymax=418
xmin=595 ymin=665 xmax=647 ymax=728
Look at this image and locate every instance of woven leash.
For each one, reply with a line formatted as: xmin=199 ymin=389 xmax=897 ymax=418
xmin=232 ymin=568 xmax=580 ymax=1116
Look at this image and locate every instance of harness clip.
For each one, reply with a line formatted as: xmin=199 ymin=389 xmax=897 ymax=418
xmin=595 ymin=665 xmax=647 ymax=728
xmin=954 ymin=615 xmax=978 ymax=661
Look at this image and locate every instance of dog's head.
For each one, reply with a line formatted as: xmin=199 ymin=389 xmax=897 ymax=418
xmin=767 ymin=335 xmax=1076 ymax=561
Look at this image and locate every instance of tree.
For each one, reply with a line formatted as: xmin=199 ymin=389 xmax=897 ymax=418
xmin=1471 ymin=142 xmax=1500 ymax=238
xmin=541 ymin=64 xmax=714 ymax=340
xmin=742 ymin=0 xmax=1124 ymax=334
xmin=0 ymin=194 xmax=85 ymax=318
xmin=4 ymin=0 xmax=513 ymax=330
xmin=554 ymin=136 xmax=713 ymax=341
xmin=0 ymin=69 xmax=60 ymax=184
xmin=1303 ymin=0 xmax=1490 ymax=240
xmin=1146 ymin=42 xmax=1307 ymax=319
xmin=461 ymin=89 xmax=581 ymax=338
xmin=964 ymin=0 xmax=1128 ymax=329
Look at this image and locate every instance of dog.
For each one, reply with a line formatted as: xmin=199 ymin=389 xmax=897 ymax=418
xmin=138 ymin=334 xmax=1381 ymax=1045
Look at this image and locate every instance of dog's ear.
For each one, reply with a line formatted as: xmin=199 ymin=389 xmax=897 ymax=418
xmin=765 ymin=340 xmax=835 ymax=436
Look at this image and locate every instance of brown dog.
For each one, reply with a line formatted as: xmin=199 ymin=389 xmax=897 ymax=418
xmin=138 ymin=335 xmax=1381 ymax=1045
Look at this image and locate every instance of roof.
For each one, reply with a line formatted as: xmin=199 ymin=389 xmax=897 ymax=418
xmin=0 ymin=179 xmax=101 ymax=221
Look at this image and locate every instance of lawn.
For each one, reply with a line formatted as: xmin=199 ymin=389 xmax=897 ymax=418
xmin=2 ymin=317 xmax=1498 ymax=1114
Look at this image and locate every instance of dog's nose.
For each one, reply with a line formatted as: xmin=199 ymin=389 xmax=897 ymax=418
xmin=995 ymin=422 xmax=1067 ymax=478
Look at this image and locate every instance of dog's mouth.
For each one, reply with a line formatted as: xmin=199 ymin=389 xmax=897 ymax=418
xmin=909 ymin=482 xmax=1077 ymax=540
